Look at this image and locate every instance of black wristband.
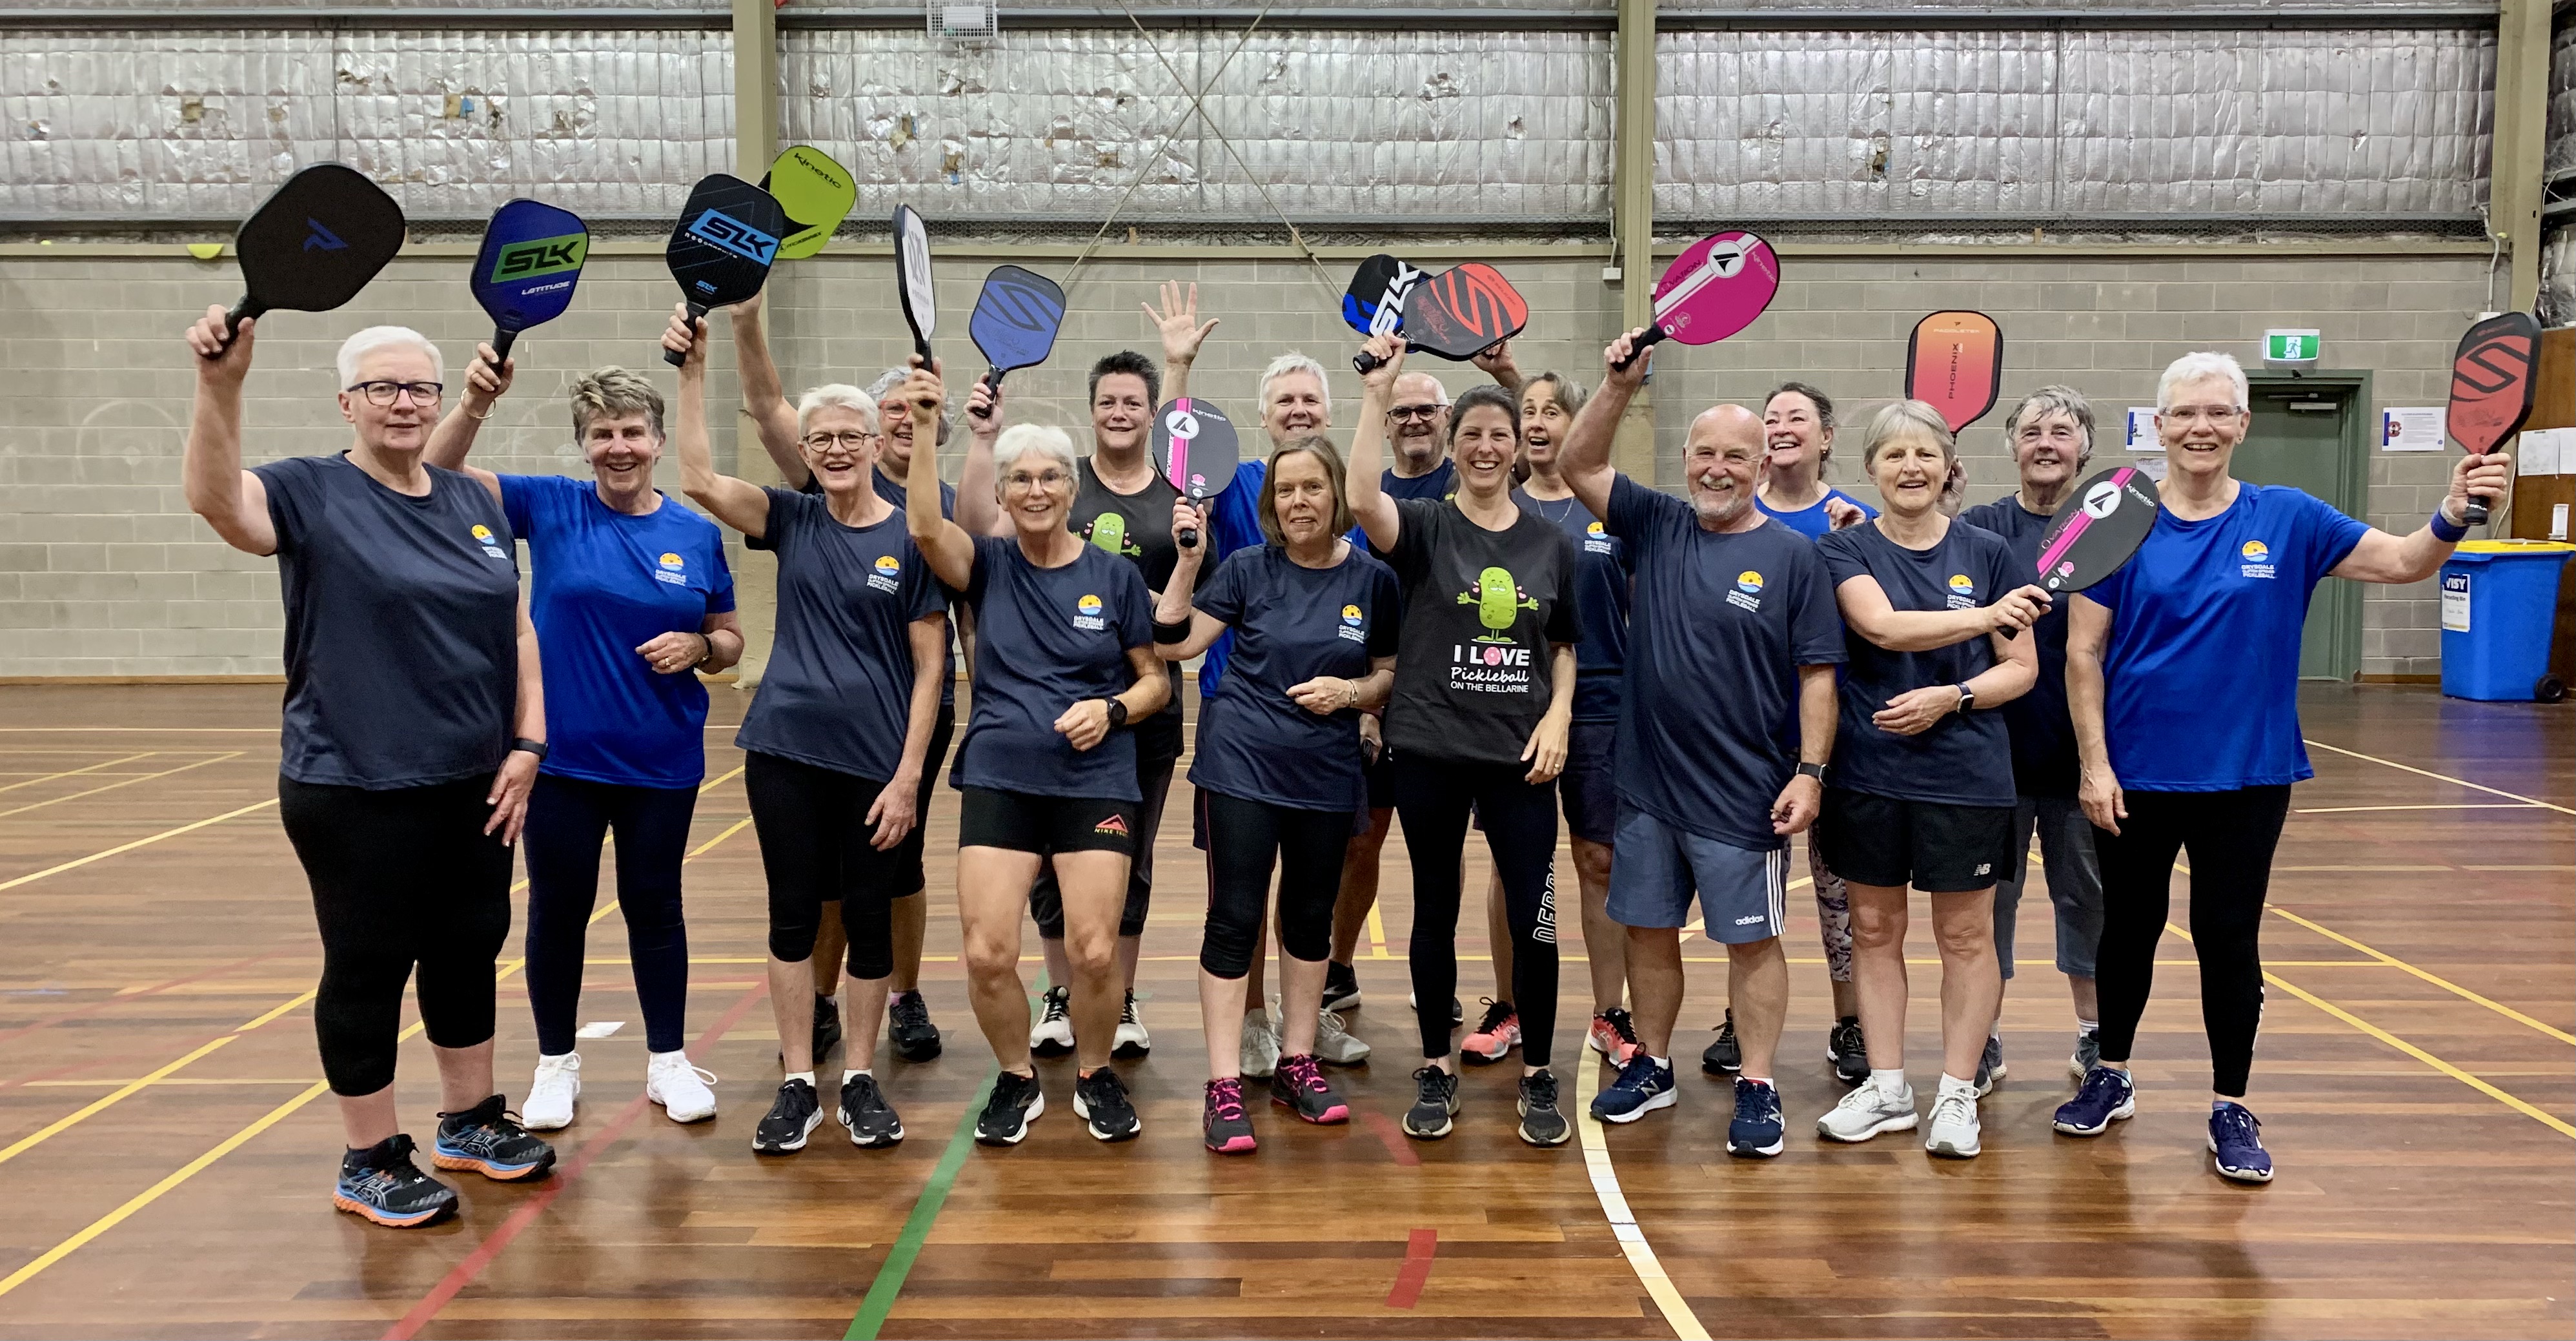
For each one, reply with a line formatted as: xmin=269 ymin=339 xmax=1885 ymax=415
xmin=510 ymin=737 xmax=549 ymax=761
xmin=1153 ymin=617 xmax=1193 ymax=645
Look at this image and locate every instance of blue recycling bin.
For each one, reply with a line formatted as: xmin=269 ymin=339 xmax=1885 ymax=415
xmin=2439 ymin=540 xmax=2575 ymax=702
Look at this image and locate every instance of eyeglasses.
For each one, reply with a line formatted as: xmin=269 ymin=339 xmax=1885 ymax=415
xmin=347 ymin=380 xmax=443 ymax=407
xmin=1387 ymin=404 xmax=1443 ymax=422
xmin=802 ymin=431 xmax=878 ymax=452
xmin=1003 ymin=471 xmax=1072 ymax=492
xmin=2162 ymin=405 xmax=2244 ymax=424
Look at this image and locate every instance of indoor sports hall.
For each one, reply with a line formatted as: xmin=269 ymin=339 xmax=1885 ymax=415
xmin=1 ymin=2 xmax=2571 ymax=1338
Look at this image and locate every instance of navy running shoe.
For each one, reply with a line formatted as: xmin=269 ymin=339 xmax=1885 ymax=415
xmin=432 ymin=1095 xmax=556 ymax=1181
xmin=2053 ymin=1065 xmax=2136 ymax=1137
xmin=1590 ymin=1054 xmax=1677 ymax=1124
xmin=887 ymin=990 xmax=942 ymax=1062
xmin=2209 ymin=1101 xmax=2273 ymax=1183
xmin=1727 ymin=1078 xmax=1785 ymax=1158
xmin=334 ymin=1134 xmax=456 ymax=1228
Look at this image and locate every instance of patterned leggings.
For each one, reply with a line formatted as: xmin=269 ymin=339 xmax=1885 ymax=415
xmin=1810 ymin=841 xmax=1853 ymax=983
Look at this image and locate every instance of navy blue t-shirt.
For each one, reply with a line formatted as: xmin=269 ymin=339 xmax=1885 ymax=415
xmin=1194 ymin=458 xmax=1272 ymax=699
xmin=1354 ymin=460 xmax=1457 ymax=549
xmin=1516 ymin=486 xmax=1631 ymax=723
xmin=253 ymin=454 xmax=519 ymax=789
xmin=1758 ymin=487 xmax=1877 ymax=539
xmin=735 ymin=489 xmax=946 ymax=783
xmin=1188 ymin=543 xmax=1401 ymax=813
xmin=775 ymin=467 xmax=961 ymax=709
xmin=1957 ymin=495 xmax=2076 ymax=799
xmin=951 ymin=535 xmax=1155 ymax=801
xmin=2087 ymin=484 xmax=2368 ymax=792
xmin=501 ymin=475 xmax=735 ymax=788
xmin=1607 ymin=478 xmax=1845 ymax=851
xmin=1816 ymin=518 xmax=2019 ymax=807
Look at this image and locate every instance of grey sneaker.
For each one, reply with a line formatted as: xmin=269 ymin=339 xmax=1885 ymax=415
xmin=1516 ymin=1070 xmax=1570 ymax=1147
xmin=1974 ymin=1034 xmax=2005 ymax=1097
xmin=2069 ymin=1029 xmax=2102 ymax=1081
xmin=1817 ymin=1080 xmax=1918 ymax=1143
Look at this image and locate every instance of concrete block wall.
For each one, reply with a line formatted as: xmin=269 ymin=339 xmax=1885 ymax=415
xmin=0 ymin=243 xmax=2484 ymax=679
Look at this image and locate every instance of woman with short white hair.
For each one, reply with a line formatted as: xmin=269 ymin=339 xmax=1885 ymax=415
xmin=2057 ymin=351 xmax=2510 ymax=1183
xmin=182 ymin=312 xmax=553 ymax=1229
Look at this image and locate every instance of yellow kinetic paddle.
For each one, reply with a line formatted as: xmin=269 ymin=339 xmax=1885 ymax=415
xmin=763 ymin=145 xmax=857 ymax=261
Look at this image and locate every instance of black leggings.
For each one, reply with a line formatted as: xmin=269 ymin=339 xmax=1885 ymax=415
xmin=1197 ymin=790 xmax=1354 ymax=979
xmin=1392 ymin=755 xmax=1561 ymax=1067
xmin=2093 ymin=784 xmax=2291 ymax=1099
xmin=278 ymin=775 xmax=514 ymax=1098
xmin=1031 ymin=746 xmax=1176 ymax=940
xmin=744 ymin=752 xmax=913 ymax=979
xmin=520 ymin=773 xmax=698 ymax=1056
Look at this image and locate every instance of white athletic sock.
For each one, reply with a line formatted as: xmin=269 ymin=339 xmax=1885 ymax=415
xmin=844 ymin=1068 xmax=871 ymax=1086
xmin=785 ymin=1070 xmax=815 ymax=1087
xmin=1647 ymin=1055 xmax=1670 ymax=1070
xmin=2076 ymin=1018 xmax=2099 ymax=1035
xmin=1989 ymin=1021 xmax=2003 ymax=1041
xmin=1938 ymin=1073 xmax=1978 ymax=1100
xmin=1871 ymin=1067 xmax=1908 ymax=1098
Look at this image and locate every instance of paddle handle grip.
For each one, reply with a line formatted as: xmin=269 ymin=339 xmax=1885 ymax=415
xmin=491 ymin=327 xmax=518 ymax=364
xmin=202 ymin=295 xmax=263 ymax=358
xmin=1610 ymin=324 xmax=1669 ymax=373
xmin=664 ymin=302 xmax=709 ymax=368
xmin=1354 ymin=343 xmax=1405 ymax=375
xmin=2464 ymin=497 xmax=2491 ymax=526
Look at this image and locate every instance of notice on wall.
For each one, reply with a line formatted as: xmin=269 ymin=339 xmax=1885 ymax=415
xmin=2517 ymin=427 xmax=2565 ymax=475
xmin=2381 ymin=407 xmax=2446 ymax=453
xmin=2125 ymin=407 xmax=2162 ymax=451
xmin=2129 ymin=455 xmax=2169 ymax=482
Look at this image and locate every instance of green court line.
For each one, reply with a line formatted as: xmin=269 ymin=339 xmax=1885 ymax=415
xmin=846 ymin=1067 xmax=996 ymax=1340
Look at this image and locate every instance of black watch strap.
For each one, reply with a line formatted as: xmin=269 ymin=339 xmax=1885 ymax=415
xmin=510 ymin=737 xmax=549 ymax=761
xmin=1796 ymin=761 xmax=1827 ymax=783
xmin=1104 ymin=699 xmax=1129 ymax=729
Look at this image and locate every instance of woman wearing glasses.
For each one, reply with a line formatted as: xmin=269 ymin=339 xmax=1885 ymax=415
xmin=182 ymin=312 xmax=554 ymax=1229
xmin=664 ymin=311 xmax=949 ymax=1157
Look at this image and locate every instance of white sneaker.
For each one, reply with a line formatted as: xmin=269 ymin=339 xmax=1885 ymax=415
xmin=1029 ymin=984 xmax=1075 ymax=1057
xmin=1111 ymin=990 xmax=1151 ymax=1059
xmin=1313 ymin=1007 xmax=1372 ymax=1065
xmin=1925 ymin=1084 xmax=1981 ymax=1158
xmin=1816 ymin=1078 xmax=1918 ymax=1143
xmin=523 ymin=1052 xmax=580 ymax=1131
xmin=1239 ymin=1005 xmax=1281 ymax=1078
xmin=646 ymin=1050 xmax=719 ymax=1123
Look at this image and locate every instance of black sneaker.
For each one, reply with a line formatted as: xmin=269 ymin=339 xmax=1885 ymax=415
xmin=432 ymin=1094 xmax=556 ymax=1182
xmin=1702 ymin=1008 xmax=1743 ymax=1076
xmin=752 ymin=1078 xmax=823 ymax=1155
xmin=838 ymin=1072 xmax=905 ymax=1148
xmin=812 ymin=994 xmax=843 ymax=1063
xmin=888 ymin=990 xmax=942 ymax=1062
xmin=1203 ymin=1078 xmax=1257 ymax=1154
xmin=1321 ymin=960 xmax=1363 ymax=1014
xmin=1517 ymin=1069 xmax=1570 ymax=1147
xmin=975 ymin=1070 xmax=1046 ymax=1146
xmin=1827 ymin=1016 xmax=1869 ymax=1086
xmin=333 ymin=1134 xmax=457 ymax=1229
xmin=1073 ymin=1067 xmax=1142 ymax=1142
xmin=1403 ymin=1065 xmax=1459 ymax=1139
xmin=1029 ymin=985 xmax=1076 ymax=1058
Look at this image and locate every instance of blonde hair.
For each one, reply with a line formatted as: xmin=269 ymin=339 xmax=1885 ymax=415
xmin=1860 ymin=400 xmax=1956 ymax=469
xmin=568 ymin=367 xmax=664 ymax=440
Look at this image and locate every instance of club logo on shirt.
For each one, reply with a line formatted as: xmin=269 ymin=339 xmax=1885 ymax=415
xmin=1582 ymin=520 xmax=1616 ymax=555
xmin=1337 ymin=602 xmax=1367 ymax=643
xmin=654 ymin=551 xmax=689 ymax=586
xmin=1073 ymin=592 xmax=1107 ymax=631
xmin=1945 ymin=573 xmax=1977 ymax=610
xmin=1084 ymin=512 xmax=1142 ymax=558
xmin=869 ymin=553 xmax=902 ymax=593
xmin=1455 ymin=566 xmax=1537 ymax=644
xmin=468 ymin=523 xmax=507 ymax=560
xmin=1728 ymin=569 xmax=1765 ymax=613
xmin=2240 ymin=538 xmax=2277 ymax=580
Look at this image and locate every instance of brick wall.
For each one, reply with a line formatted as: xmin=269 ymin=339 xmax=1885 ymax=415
xmin=0 ymin=243 xmax=2484 ymax=678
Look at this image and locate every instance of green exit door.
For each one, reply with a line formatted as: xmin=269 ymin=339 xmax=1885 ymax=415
xmin=2234 ymin=371 xmax=2369 ymax=681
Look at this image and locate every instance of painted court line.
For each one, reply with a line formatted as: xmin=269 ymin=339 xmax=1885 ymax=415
xmin=1571 ymin=1056 xmax=1710 ymax=1341
xmin=0 ymin=752 xmax=245 ymax=821
xmin=0 ymin=752 xmax=156 ymax=795
xmin=2267 ymin=905 xmax=2575 ymax=1047
xmin=0 ymin=949 xmax=286 ymax=1049
xmin=1384 ymin=1228 xmax=1438 ymax=1309
xmin=2302 ymin=737 xmax=2575 ymax=816
xmin=2294 ymin=803 xmax=2539 ymax=814
xmin=0 ymin=797 xmax=278 ymax=892
xmin=845 ymin=1069 xmax=999 ymax=1341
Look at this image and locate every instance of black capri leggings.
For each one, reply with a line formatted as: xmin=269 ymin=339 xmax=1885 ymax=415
xmin=278 ymin=775 xmax=514 ymax=1098
xmin=1392 ymin=754 xmax=1561 ymax=1067
xmin=1197 ymin=790 xmax=1355 ymax=979
xmin=2092 ymin=784 xmax=2291 ymax=1099
xmin=744 ymin=751 xmax=916 ymax=980
xmin=520 ymin=773 xmax=698 ymax=1056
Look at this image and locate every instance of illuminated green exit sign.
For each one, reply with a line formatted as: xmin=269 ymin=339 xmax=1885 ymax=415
xmin=2264 ymin=329 xmax=2320 ymax=366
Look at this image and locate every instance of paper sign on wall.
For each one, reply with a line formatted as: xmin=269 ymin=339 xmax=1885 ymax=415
xmin=2517 ymin=427 xmax=2564 ymax=475
xmin=2125 ymin=407 xmax=2162 ymax=451
xmin=2381 ymin=407 xmax=2445 ymax=452
xmin=2130 ymin=455 xmax=2169 ymax=482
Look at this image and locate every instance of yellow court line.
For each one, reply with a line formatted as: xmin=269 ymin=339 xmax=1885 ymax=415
xmin=2294 ymin=803 xmax=2541 ymax=814
xmin=2266 ymin=905 xmax=2576 ymax=1047
xmin=0 ymin=753 xmax=156 ymax=796
xmin=1570 ymin=1054 xmax=1711 ymax=1341
xmin=0 ymin=798 xmax=278 ymax=892
xmin=1365 ymin=903 xmax=1388 ymax=959
xmin=2300 ymin=738 xmax=2576 ymax=817
xmin=0 ymin=752 xmax=245 ymax=821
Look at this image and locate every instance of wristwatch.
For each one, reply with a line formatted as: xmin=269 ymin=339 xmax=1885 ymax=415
xmin=1796 ymin=761 xmax=1828 ymax=783
xmin=510 ymin=737 xmax=549 ymax=761
xmin=1954 ymin=684 xmax=1977 ymax=713
xmin=1104 ymin=699 xmax=1130 ymax=729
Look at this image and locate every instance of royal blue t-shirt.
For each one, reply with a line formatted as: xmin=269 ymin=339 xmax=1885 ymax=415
xmin=254 ymin=455 xmax=519 ymax=789
xmin=1188 ymin=543 xmax=1401 ymax=813
xmin=2085 ymin=484 xmax=2368 ymax=792
xmin=1957 ymin=495 xmax=2076 ymax=799
xmin=1196 ymin=458 xmax=1272 ymax=699
xmin=1758 ymin=487 xmax=1878 ymax=539
xmin=500 ymin=475 xmax=735 ymax=788
xmin=1516 ymin=486 xmax=1631 ymax=723
xmin=1817 ymin=518 xmax=2020 ymax=808
xmin=951 ymin=535 xmax=1155 ymax=801
xmin=735 ymin=489 xmax=946 ymax=783
xmin=1607 ymin=477 xmax=1845 ymax=851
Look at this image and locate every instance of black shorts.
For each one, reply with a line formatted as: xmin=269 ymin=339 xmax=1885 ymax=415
xmin=958 ymin=786 xmax=1139 ymax=858
xmin=887 ymin=705 xmax=957 ymax=896
xmin=1816 ymin=787 xmax=2016 ymax=894
xmin=1559 ymin=719 xmax=1617 ymax=846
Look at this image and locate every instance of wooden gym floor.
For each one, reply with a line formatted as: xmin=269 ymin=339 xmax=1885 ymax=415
xmin=0 ymin=682 xmax=2564 ymax=1340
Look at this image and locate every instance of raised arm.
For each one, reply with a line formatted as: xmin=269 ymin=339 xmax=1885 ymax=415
xmin=2331 ymin=451 xmax=2511 ymax=584
xmin=1346 ymin=333 xmax=1405 ymax=552
xmin=2067 ymin=592 xmax=2122 ymax=835
xmin=1146 ymin=280 xmax=1218 ymax=405
xmin=1832 ymin=573 xmax=2048 ymax=652
xmin=664 ymin=307 xmax=771 ymax=539
xmin=954 ymin=376 xmax=1010 ymax=538
xmin=1154 ymin=500 xmax=1229 ymax=660
xmin=423 ymin=341 xmax=509 ymax=502
xmin=1561 ymin=327 xmax=1648 ymax=522
xmin=181 ymin=305 xmax=277 ymax=557
xmin=904 ymin=357 xmax=978 ymax=589
xmin=728 ymin=290 xmax=809 ymax=489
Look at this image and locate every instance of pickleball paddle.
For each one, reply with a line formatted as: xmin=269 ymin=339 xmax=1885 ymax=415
xmin=894 ymin=205 xmax=938 ymax=365
xmin=1352 ymin=263 xmax=1527 ymax=374
xmin=664 ymin=173 xmax=786 ymax=367
xmin=2446 ymin=311 xmax=2539 ymax=527
xmin=766 ymin=145 xmax=856 ymax=261
xmin=1153 ymin=398 xmax=1241 ymax=549
xmin=1343 ymin=253 xmax=1426 ymax=338
xmin=470 ymin=198 xmax=588 ymax=363
xmin=969 ymin=264 xmax=1065 ymax=394
xmin=1906 ymin=311 xmax=2003 ymax=432
xmin=1611 ymin=230 xmax=1781 ymax=371
xmin=212 ymin=163 xmax=405 ymax=350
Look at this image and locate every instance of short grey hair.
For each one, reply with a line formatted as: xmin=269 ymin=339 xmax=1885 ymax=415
xmin=2157 ymin=351 xmax=2249 ymax=413
xmin=1259 ymin=352 xmax=1332 ymax=417
xmin=1393 ymin=369 xmax=1450 ymax=405
xmin=866 ymin=367 xmax=952 ymax=445
xmin=795 ymin=384 xmax=877 ymax=436
xmin=2003 ymin=385 xmax=2097 ymax=468
xmin=991 ymin=423 xmax=1077 ymax=491
xmin=1860 ymin=399 xmax=1957 ymax=469
xmin=337 ymin=326 xmax=441 ymax=387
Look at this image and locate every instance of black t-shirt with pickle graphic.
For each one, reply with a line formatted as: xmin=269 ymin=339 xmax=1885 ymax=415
xmin=1070 ymin=456 xmax=1197 ymax=753
xmin=1381 ymin=497 xmax=1579 ymax=768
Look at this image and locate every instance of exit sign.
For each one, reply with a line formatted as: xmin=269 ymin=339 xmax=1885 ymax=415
xmin=2265 ymin=329 xmax=2321 ymax=366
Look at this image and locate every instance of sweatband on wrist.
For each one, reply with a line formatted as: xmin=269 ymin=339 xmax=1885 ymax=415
xmin=2429 ymin=506 xmax=2468 ymax=544
xmin=1153 ymin=617 xmax=1193 ymax=644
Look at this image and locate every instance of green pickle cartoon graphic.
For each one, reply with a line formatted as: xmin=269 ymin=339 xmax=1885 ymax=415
xmin=1458 ymin=566 xmax=1536 ymax=642
xmin=1086 ymin=512 xmax=1141 ymax=557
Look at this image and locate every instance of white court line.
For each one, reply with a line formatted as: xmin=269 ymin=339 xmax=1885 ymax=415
xmin=2302 ymin=738 xmax=2575 ymax=817
xmin=2295 ymin=803 xmax=2541 ymax=814
xmin=1571 ymin=1059 xmax=1710 ymax=1340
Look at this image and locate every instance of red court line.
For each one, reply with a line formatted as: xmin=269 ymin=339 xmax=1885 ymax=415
xmin=382 ymin=979 xmax=771 ymax=1341
xmin=0 ymin=951 xmax=287 ymax=1049
xmin=1362 ymin=1111 xmax=1421 ymax=1167
xmin=1384 ymin=1227 xmax=1437 ymax=1309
